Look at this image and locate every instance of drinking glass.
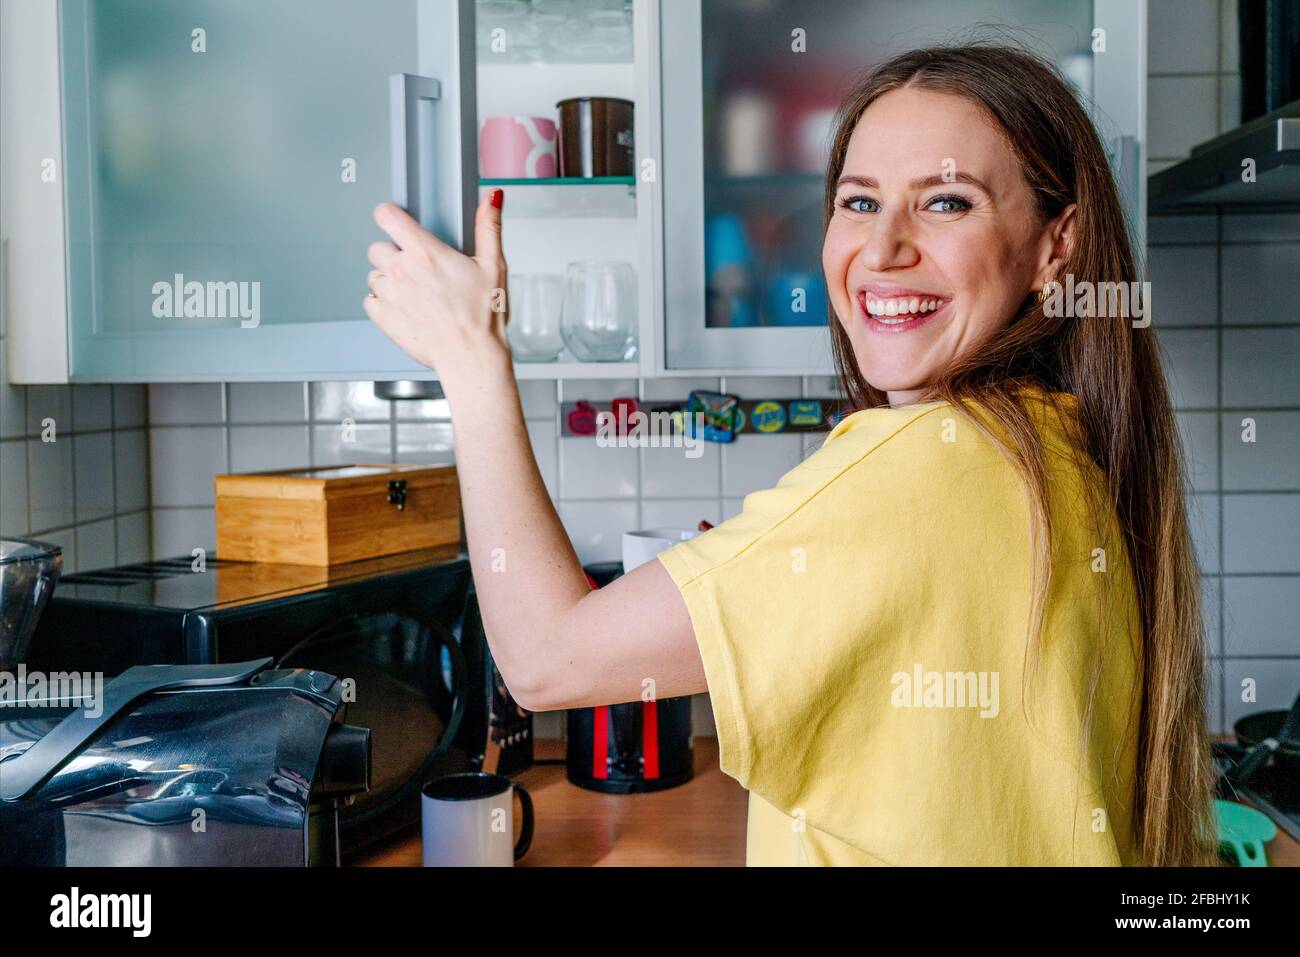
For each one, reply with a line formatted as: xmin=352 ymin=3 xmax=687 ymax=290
xmin=559 ymin=261 xmax=638 ymax=362
xmin=507 ymin=273 xmax=565 ymax=362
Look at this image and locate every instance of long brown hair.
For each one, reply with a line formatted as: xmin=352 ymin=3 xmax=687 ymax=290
xmin=822 ymin=45 xmax=1216 ymax=866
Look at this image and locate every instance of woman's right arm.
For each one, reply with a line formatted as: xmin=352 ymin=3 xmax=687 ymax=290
xmin=366 ymin=196 xmax=704 ymax=713
xmin=445 ymin=357 xmax=705 ymax=712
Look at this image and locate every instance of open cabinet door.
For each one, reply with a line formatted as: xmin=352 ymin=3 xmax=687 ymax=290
xmin=57 ymin=0 xmax=477 ymax=381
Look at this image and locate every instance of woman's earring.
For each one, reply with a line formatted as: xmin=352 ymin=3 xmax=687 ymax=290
xmin=1035 ymin=284 xmax=1048 ymax=305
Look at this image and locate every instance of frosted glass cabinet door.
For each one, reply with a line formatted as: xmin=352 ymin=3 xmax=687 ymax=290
xmin=59 ymin=0 xmax=477 ymax=380
xmin=659 ymin=0 xmax=1144 ymax=372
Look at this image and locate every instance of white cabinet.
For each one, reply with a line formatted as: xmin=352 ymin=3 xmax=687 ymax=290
xmin=3 ymin=0 xmax=479 ymax=383
xmin=652 ymin=0 xmax=1147 ymax=373
xmin=1 ymin=0 xmax=1146 ymax=383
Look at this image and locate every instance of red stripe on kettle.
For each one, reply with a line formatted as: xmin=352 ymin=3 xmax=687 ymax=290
xmin=592 ymin=705 xmax=609 ymax=779
xmin=642 ymin=701 xmax=660 ymax=779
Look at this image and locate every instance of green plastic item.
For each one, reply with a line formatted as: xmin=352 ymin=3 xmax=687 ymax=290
xmin=1214 ymin=799 xmax=1276 ymax=867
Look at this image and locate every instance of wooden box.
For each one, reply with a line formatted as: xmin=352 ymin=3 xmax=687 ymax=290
xmin=215 ymin=463 xmax=460 ymax=566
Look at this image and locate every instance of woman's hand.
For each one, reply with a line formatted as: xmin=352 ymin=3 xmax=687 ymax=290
xmin=364 ymin=188 xmax=509 ymax=389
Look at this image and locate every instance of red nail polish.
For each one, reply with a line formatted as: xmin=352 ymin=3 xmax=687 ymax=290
xmin=489 ymin=188 xmax=503 ymax=209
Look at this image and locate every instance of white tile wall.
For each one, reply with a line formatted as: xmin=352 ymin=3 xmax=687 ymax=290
xmin=1148 ymin=245 xmax=1217 ymax=326
xmin=27 ymin=435 xmax=75 ymax=532
xmin=1149 ymin=0 xmax=1220 ymax=72
xmin=1223 ymin=495 xmax=1300 ymax=574
xmin=72 ymin=433 xmax=115 ymax=522
xmin=1186 ymin=493 xmax=1221 ymax=573
xmin=1222 ymin=245 xmax=1300 ymax=321
xmin=1148 ymin=7 xmax=1299 ymax=731
xmin=227 ymin=382 xmax=308 ymax=423
xmin=1222 ymin=328 xmax=1300 ymax=406
xmin=1220 ymin=412 xmax=1299 ymax=490
xmin=311 ymin=423 xmax=392 ymax=466
xmin=1224 ymin=577 xmax=1300 ymax=657
xmin=1159 ymin=328 xmax=1218 ymax=409
xmin=1148 ymin=0 xmax=1242 ymax=161
xmin=559 ymin=438 xmax=639 ymax=499
xmin=0 ymin=333 xmax=151 ymax=571
xmin=149 ymin=426 xmax=226 ymax=507
xmin=1151 ymin=218 xmax=1300 ymax=731
xmin=1176 ymin=412 xmax=1218 ymax=492
xmin=1148 ymin=76 xmax=1219 ymax=158
xmin=228 ymin=425 xmax=311 ymax=472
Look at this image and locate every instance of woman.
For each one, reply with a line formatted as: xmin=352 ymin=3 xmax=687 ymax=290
xmin=364 ymin=45 xmax=1216 ymax=866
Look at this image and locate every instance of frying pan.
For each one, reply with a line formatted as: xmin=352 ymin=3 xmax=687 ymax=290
xmin=1233 ymin=707 xmax=1300 ymax=775
xmin=1216 ymin=690 xmax=1300 ymax=789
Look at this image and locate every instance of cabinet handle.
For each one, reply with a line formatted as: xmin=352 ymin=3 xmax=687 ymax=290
xmin=389 ymin=73 xmax=443 ymax=232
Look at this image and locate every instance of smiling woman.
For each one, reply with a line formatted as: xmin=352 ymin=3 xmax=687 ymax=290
xmin=363 ymin=43 xmax=1215 ymax=868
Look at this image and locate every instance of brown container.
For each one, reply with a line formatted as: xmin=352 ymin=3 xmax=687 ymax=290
xmin=556 ymin=96 xmax=634 ymax=177
xmin=215 ymin=463 xmax=460 ymax=566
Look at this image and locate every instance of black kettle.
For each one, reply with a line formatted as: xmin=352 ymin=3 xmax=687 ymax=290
xmin=564 ymin=562 xmax=693 ymax=793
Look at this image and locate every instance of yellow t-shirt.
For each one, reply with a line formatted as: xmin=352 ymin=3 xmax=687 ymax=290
xmin=657 ymin=392 xmax=1143 ymax=866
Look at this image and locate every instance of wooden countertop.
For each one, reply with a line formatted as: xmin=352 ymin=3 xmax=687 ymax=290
xmin=354 ymin=737 xmax=1299 ymax=867
xmin=356 ymin=737 xmax=747 ymax=867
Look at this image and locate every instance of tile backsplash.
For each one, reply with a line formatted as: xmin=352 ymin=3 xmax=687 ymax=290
xmin=1149 ymin=0 xmax=1299 ymax=734
xmin=1156 ymin=212 xmax=1300 ymax=735
xmin=0 ymin=340 xmax=151 ymax=572
xmin=1146 ymin=0 xmax=1241 ymax=177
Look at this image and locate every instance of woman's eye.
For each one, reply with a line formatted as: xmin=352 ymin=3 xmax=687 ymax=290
xmin=839 ymin=196 xmax=879 ymax=214
xmin=925 ymin=194 xmax=973 ymax=214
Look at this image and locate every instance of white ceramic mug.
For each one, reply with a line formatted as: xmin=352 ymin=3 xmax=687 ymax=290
xmin=421 ymin=772 xmax=533 ymax=866
xmin=622 ymin=528 xmax=701 ymax=574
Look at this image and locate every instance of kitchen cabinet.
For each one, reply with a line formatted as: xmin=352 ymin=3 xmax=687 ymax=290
xmin=2 ymin=0 xmax=1145 ymax=383
xmin=2 ymin=0 xmax=648 ymax=382
xmin=4 ymin=0 xmax=478 ymax=382
xmin=652 ymin=0 xmax=1147 ymax=373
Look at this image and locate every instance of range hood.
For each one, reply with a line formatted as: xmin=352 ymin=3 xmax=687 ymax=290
xmin=1149 ymin=100 xmax=1300 ymax=211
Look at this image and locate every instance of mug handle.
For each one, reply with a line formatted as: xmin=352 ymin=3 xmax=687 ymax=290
xmin=513 ymin=782 xmax=534 ymax=861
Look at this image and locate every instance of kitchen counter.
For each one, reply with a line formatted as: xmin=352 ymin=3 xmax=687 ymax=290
xmin=354 ymin=738 xmax=1299 ymax=867
xmin=356 ymin=737 xmax=747 ymax=866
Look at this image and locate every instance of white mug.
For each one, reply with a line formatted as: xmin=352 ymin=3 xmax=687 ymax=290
xmin=421 ymin=772 xmax=534 ymax=866
xmin=622 ymin=528 xmax=701 ymax=574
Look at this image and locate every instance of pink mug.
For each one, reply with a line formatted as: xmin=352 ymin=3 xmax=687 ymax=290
xmin=480 ymin=116 xmax=558 ymax=178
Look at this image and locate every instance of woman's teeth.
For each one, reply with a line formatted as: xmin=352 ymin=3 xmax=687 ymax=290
xmin=864 ymin=296 xmax=943 ymax=322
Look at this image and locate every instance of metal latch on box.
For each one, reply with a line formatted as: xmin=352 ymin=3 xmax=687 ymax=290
xmin=387 ymin=479 xmax=407 ymax=511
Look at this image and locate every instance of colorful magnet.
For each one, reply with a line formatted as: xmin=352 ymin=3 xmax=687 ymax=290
xmin=789 ymin=400 xmax=822 ymax=427
xmin=751 ymin=400 xmax=787 ymax=433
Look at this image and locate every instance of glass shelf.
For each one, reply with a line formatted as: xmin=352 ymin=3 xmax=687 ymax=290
xmin=481 ymin=176 xmax=634 ymax=186
xmin=478 ymin=178 xmax=636 ymax=218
